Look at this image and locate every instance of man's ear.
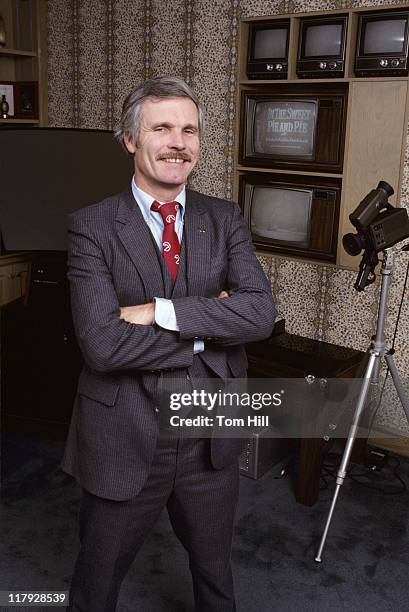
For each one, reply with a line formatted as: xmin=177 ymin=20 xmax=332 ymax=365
xmin=124 ymin=133 xmax=136 ymax=155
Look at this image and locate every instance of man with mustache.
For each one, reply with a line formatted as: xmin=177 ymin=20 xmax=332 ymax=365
xmin=64 ymin=76 xmax=275 ymax=611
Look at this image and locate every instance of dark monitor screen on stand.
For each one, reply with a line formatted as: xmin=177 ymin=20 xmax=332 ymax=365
xmin=253 ymin=27 xmax=288 ymax=59
xmin=363 ymin=18 xmax=406 ymax=54
xmin=304 ymin=23 xmax=343 ymax=57
xmin=0 ymin=128 xmax=133 ymax=252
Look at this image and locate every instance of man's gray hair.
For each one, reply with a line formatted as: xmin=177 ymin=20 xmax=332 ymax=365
xmin=115 ymin=76 xmax=205 ymax=150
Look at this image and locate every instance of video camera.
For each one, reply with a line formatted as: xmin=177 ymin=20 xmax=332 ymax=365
xmin=342 ymin=181 xmax=409 ymax=291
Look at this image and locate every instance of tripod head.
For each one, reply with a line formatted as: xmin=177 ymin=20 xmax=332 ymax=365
xmin=342 ymin=181 xmax=409 ymax=291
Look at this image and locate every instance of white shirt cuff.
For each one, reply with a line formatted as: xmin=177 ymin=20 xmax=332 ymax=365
xmin=154 ymin=297 xmax=179 ymax=331
xmin=154 ymin=297 xmax=204 ymax=354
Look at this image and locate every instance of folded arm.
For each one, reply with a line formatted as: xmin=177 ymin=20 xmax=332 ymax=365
xmin=172 ymin=203 xmax=276 ymax=346
xmin=120 ymin=298 xmax=205 ymax=354
xmin=67 ymin=216 xmax=194 ymax=373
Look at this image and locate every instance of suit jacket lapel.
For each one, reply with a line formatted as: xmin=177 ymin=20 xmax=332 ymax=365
xmin=115 ymin=188 xmax=165 ymax=298
xmin=184 ymin=189 xmax=210 ymax=297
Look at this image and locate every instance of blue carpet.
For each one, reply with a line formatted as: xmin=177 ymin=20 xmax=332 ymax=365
xmin=1 ymin=433 xmax=409 ymax=611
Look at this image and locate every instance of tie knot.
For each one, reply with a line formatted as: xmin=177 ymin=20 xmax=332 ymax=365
xmin=151 ymin=200 xmax=180 ymax=225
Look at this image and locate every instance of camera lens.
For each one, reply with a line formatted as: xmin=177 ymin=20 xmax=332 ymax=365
xmin=343 ymin=232 xmax=365 ymax=256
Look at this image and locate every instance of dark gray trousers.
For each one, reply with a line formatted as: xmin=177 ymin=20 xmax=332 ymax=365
xmin=68 ymin=437 xmax=239 ymax=611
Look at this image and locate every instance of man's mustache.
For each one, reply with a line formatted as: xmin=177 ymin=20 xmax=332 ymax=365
xmin=157 ymin=153 xmax=192 ymax=162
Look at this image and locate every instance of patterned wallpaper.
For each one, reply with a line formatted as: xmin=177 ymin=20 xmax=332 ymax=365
xmin=47 ymin=0 xmax=409 ymax=433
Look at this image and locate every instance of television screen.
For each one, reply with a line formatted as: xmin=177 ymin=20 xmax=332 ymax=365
xmin=304 ymin=23 xmax=343 ymax=57
xmin=239 ymin=172 xmax=341 ymax=260
xmin=253 ymin=99 xmax=317 ymax=158
xmin=253 ymin=27 xmax=288 ymax=59
xmin=0 ymin=128 xmax=133 ymax=251
xmin=247 ymin=184 xmax=312 ymax=245
xmin=240 ymin=85 xmax=347 ymax=171
xmin=363 ymin=18 xmax=407 ymax=54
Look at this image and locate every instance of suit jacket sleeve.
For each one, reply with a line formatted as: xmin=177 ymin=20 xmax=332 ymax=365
xmin=172 ymin=203 xmax=276 ymax=346
xmin=67 ymin=215 xmax=194 ymax=373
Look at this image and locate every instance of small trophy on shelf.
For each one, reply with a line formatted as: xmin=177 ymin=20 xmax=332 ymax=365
xmin=1 ymin=94 xmax=10 ymax=118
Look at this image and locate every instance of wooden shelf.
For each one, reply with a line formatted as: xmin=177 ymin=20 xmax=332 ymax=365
xmin=0 ymin=0 xmax=48 ymax=126
xmin=240 ymin=78 xmax=348 ymax=85
xmin=236 ymin=165 xmax=343 ymax=179
xmin=240 ymin=76 xmax=408 ymax=85
xmin=0 ymin=118 xmax=39 ymax=124
xmin=235 ymin=4 xmax=409 ymax=271
xmin=0 ymin=48 xmax=37 ymax=58
xmin=349 ymin=76 xmax=409 ymax=83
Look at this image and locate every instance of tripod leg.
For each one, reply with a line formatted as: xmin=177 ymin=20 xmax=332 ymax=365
xmin=385 ymin=354 xmax=409 ymax=421
xmin=315 ymin=352 xmax=378 ymax=562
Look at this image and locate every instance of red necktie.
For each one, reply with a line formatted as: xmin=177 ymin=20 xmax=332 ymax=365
xmin=151 ymin=200 xmax=180 ymax=282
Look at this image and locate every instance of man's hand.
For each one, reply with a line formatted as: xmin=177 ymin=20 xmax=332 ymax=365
xmin=217 ymin=290 xmax=229 ymax=299
xmin=120 ymin=303 xmax=155 ymax=325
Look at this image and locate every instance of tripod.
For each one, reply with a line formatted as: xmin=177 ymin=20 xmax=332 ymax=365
xmin=315 ymin=247 xmax=409 ymax=562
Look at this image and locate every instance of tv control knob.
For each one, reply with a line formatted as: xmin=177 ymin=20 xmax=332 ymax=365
xmin=329 ymin=62 xmax=337 ymax=69
xmin=380 ymin=59 xmax=389 ymax=67
xmin=266 ymin=64 xmax=275 ymax=71
xmin=391 ymin=58 xmax=400 ymax=68
xmin=275 ymin=63 xmax=283 ymax=71
xmin=319 ymin=61 xmax=327 ymax=69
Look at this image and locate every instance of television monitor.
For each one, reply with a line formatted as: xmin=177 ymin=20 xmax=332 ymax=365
xmin=0 ymin=128 xmax=133 ymax=252
xmin=247 ymin=20 xmax=290 ymax=79
xmin=239 ymin=173 xmax=341 ymax=261
xmin=239 ymin=83 xmax=348 ymax=173
xmin=297 ymin=15 xmax=348 ymax=78
xmin=355 ymin=9 xmax=409 ymax=76
xmin=250 ymin=185 xmax=312 ymax=246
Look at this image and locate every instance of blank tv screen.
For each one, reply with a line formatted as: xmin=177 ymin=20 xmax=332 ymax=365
xmin=253 ymin=99 xmax=317 ymax=158
xmin=249 ymin=185 xmax=312 ymax=245
xmin=304 ymin=23 xmax=343 ymax=57
xmin=0 ymin=129 xmax=133 ymax=251
xmin=253 ymin=28 xmax=288 ymax=59
xmin=363 ymin=19 xmax=407 ymax=54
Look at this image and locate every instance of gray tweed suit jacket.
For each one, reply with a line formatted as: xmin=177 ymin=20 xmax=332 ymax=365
xmin=61 ymin=186 xmax=275 ymax=500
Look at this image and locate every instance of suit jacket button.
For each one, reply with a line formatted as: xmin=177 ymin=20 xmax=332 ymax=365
xmin=154 ymin=406 xmax=160 ymax=413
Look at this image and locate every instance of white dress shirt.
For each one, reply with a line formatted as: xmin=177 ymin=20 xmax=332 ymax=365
xmin=131 ymin=178 xmax=204 ymax=354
